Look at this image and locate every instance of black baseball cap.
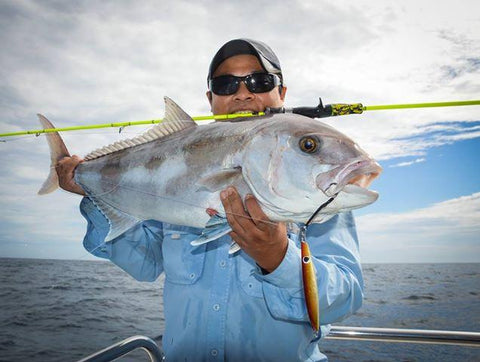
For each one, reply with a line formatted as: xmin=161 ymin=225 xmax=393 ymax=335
xmin=207 ymin=38 xmax=283 ymax=84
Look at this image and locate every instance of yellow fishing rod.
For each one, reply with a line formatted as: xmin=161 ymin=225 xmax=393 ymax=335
xmin=0 ymin=112 xmax=265 ymax=138
xmin=280 ymin=98 xmax=480 ymax=118
xmin=1 ymin=99 xmax=479 ymax=139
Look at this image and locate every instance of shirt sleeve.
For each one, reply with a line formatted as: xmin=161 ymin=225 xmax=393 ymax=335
xmin=259 ymin=212 xmax=364 ymax=326
xmin=80 ymin=197 xmax=164 ymax=282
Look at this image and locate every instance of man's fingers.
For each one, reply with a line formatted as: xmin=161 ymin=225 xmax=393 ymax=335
xmin=228 ymin=231 xmax=244 ymax=248
xmin=221 ymin=187 xmax=244 ymax=233
xmin=70 ymin=155 xmax=84 ymax=165
xmin=221 ymin=187 xmax=253 ymax=233
xmin=57 ymin=155 xmax=83 ymax=170
xmin=244 ymin=194 xmax=272 ymax=230
xmin=56 ymin=155 xmax=86 ymax=195
xmin=57 ymin=156 xmax=79 ymax=181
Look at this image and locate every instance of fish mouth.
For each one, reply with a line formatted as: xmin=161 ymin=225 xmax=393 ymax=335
xmin=317 ymin=158 xmax=382 ymax=198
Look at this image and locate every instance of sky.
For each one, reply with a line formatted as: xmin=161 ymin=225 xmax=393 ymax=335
xmin=0 ymin=0 xmax=479 ymax=263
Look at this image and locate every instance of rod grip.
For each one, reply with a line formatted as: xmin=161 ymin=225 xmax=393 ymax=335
xmin=330 ymin=103 xmax=364 ymax=116
xmin=290 ymin=98 xmax=364 ymax=118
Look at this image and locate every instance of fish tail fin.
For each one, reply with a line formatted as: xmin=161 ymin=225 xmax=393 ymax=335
xmin=37 ymin=114 xmax=71 ymax=195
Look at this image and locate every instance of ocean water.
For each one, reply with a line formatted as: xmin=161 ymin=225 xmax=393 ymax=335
xmin=0 ymin=259 xmax=478 ymax=362
xmin=320 ymin=263 xmax=480 ymax=361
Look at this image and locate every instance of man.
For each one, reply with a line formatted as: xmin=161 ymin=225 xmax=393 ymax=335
xmin=57 ymin=39 xmax=363 ymax=361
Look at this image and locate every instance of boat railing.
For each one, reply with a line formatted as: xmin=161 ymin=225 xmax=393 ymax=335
xmin=327 ymin=326 xmax=480 ymax=347
xmin=77 ymin=335 xmax=164 ymax=362
xmin=76 ymin=327 xmax=480 ymax=361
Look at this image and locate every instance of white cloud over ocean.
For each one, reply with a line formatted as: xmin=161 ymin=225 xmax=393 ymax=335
xmin=357 ymin=193 xmax=480 ymax=263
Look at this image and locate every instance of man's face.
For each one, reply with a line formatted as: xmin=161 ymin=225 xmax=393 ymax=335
xmin=207 ymin=54 xmax=287 ymax=115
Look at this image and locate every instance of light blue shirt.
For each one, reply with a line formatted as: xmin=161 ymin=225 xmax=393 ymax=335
xmin=80 ymin=197 xmax=364 ymax=361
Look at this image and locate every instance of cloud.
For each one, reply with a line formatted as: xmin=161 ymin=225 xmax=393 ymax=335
xmin=356 ymin=193 xmax=480 ymax=263
xmin=371 ymin=121 xmax=480 ymax=160
xmin=389 ymin=158 xmax=426 ymax=168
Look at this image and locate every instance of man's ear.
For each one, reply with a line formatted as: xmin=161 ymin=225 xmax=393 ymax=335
xmin=279 ymin=86 xmax=287 ymax=101
xmin=206 ymin=91 xmax=213 ymax=105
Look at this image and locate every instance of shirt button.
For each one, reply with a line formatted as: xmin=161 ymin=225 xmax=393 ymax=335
xmin=189 ymin=273 xmax=196 ymax=279
xmin=219 ymin=260 xmax=226 ymax=268
xmin=213 ymin=303 xmax=220 ymax=311
xmin=211 ymin=349 xmax=218 ymax=356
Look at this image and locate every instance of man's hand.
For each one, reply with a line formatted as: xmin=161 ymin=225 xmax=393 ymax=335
xmin=56 ymin=155 xmax=86 ymax=196
xmin=220 ymin=186 xmax=288 ymax=273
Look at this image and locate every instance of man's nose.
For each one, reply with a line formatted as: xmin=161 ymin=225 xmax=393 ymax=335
xmin=233 ymin=81 xmax=254 ymax=101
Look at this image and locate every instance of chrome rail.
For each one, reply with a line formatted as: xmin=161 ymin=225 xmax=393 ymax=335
xmin=327 ymin=326 xmax=480 ymax=347
xmin=77 ymin=327 xmax=480 ymax=362
xmin=78 ymin=335 xmax=163 ymax=362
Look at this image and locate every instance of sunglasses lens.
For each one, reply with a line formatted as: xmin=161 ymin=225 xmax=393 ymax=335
xmin=210 ymin=75 xmax=240 ymax=95
xmin=246 ymin=73 xmax=277 ymax=93
xmin=209 ymin=73 xmax=280 ymax=95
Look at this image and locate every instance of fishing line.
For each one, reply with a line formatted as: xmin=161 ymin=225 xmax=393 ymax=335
xmin=75 ymin=242 xmax=109 ymax=261
xmin=0 ymin=134 xmax=40 ymax=143
xmin=0 ymin=131 xmax=154 ymax=144
xmin=83 ymin=183 xmax=121 ymax=198
xmin=299 ymin=196 xmax=336 ymax=244
xmin=306 ymin=197 xmax=336 ymax=227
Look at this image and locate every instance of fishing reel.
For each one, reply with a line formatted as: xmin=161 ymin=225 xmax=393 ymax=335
xmin=266 ymin=98 xmax=364 ymax=119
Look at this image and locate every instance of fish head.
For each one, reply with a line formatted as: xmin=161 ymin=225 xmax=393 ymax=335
xmin=242 ymin=114 xmax=382 ymax=222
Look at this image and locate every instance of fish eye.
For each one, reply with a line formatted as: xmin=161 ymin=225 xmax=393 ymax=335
xmin=299 ymin=136 xmax=318 ymax=153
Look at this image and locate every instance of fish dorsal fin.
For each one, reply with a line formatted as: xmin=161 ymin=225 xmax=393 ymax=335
xmin=163 ymin=96 xmax=197 ymax=126
xmin=84 ymin=97 xmax=197 ymax=161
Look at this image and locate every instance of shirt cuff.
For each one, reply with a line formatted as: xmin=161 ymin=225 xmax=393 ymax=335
xmin=80 ymin=197 xmax=112 ymax=258
xmin=260 ymin=238 xmax=302 ymax=289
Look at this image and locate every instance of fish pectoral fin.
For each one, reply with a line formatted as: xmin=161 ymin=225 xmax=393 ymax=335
xmin=196 ymin=167 xmax=243 ymax=192
xmin=228 ymin=241 xmax=241 ymax=254
xmin=191 ymin=213 xmax=232 ymax=246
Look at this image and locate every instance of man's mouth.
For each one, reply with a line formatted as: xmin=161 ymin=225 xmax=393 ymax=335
xmin=233 ymin=110 xmax=256 ymax=114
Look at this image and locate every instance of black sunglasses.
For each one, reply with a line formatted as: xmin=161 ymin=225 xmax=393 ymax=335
xmin=209 ymin=73 xmax=281 ymax=96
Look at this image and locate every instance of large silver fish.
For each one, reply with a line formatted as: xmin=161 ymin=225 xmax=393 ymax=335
xmin=38 ymin=97 xmax=381 ymax=250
